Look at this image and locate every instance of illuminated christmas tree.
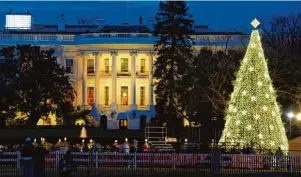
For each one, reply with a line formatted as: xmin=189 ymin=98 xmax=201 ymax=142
xmin=219 ymin=19 xmax=288 ymax=154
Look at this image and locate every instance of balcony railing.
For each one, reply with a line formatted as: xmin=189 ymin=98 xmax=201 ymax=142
xmin=87 ymin=72 xmax=95 ymax=76
xmin=117 ymin=71 xmax=131 ymax=76
xmin=99 ymin=70 xmax=112 ymax=76
xmin=137 ymin=105 xmax=149 ymax=110
xmin=0 ymin=34 xmax=75 ymax=41
xmin=136 ymin=71 xmax=149 ymax=77
xmin=118 ymin=104 xmax=130 ymax=110
xmin=99 ymin=104 xmax=110 ymax=110
xmin=0 ymin=33 xmax=248 ymax=47
xmin=80 ymin=33 xmax=152 ymax=39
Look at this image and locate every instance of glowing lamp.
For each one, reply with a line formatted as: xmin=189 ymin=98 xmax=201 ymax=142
xmin=297 ymin=113 xmax=301 ymax=121
xmin=287 ymin=112 xmax=294 ymax=119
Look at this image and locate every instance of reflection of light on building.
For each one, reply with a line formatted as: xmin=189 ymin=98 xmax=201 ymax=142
xmin=297 ymin=113 xmax=301 ymax=121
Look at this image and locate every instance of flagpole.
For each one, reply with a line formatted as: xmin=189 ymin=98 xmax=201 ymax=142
xmin=126 ymin=0 xmax=129 ymax=24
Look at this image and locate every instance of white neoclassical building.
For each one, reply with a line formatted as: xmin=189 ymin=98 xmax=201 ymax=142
xmin=0 ymin=13 xmax=249 ymax=129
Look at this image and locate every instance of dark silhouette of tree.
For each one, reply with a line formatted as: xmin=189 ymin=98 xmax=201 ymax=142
xmin=153 ymin=1 xmax=195 ymax=134
xmin=263 ymin=13 xmax=301 ymax=107
xmin=0 ymin=45 xmax=75 ymax=128
xmin=262 ymin=13 xmax=301 ymax=138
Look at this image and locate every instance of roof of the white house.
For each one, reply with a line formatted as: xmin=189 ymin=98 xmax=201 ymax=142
xmin=0 ymin=12 xmax=249 ymax=46
xmin=3 ymin=24 xmax=245 ymax=35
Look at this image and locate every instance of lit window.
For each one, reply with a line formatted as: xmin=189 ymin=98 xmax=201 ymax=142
xmin=140 ymin=59 xmax=146 ymax=73
xmin=66 ymin=59 xmax=73 ymax=73
xmin=87 ymin=87 xmax=94 ymax=106
xmin=121 ymin=86 xmax=128 ymax=105
xmin=121 ymin=58 xmax=128 ymax=72
xmin=119 ymin=119 xmax=128 ymax=129
xmin=140 ymin=87 xmax=145 ymax=106
xmin=104 ymin=59 xmax=109 ymax=73
xmin=87 ymin=59 xmax=94 ymax=75
xmin=105 ymin=86 xmax=109 ymax=106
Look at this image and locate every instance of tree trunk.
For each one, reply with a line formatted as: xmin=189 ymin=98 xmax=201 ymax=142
xmin=25 ymin=112 xmax=40 ymax=128
xmin=188 ymin=120 xmax=192 ymax=141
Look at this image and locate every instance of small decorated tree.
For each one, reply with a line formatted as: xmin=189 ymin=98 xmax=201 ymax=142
xmin=219 ymin=19 xmax=288 ymax=154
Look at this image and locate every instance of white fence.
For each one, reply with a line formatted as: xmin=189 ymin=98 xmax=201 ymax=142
xmin=0 ymin=151 xmax=301 ymax=171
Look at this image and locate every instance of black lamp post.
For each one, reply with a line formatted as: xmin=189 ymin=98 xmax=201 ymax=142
xmin=111 ymin=111 xmax=115 ymax=119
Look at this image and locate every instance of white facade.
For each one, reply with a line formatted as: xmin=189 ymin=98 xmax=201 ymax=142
xmin=0 ymin=28 xmax=249 ymax=129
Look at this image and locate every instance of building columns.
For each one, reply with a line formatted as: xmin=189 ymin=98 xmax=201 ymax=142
xmin=130 ymin=50 xmax=137 ymax=109
xmin=110 ymin=50 xmax=118 ymax=110
xmin=81 ymin=51 xmax=87 ymax=106
xmin=149 ymin=51 xmax=155 ymax=106
xmin=93 ymin=51 xmax=100 ymax=106
xmin=75 ymin=54 xmax=81 ymax=106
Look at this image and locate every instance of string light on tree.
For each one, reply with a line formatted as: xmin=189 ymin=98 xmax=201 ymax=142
xmin=246 ymin=125 xmax=252 ymax=130
xmin=219 ymin=19 xmax=289 ymax=154
xmin=257 ymin=81 xmax=262 ymax=87
xmin=242 ymin=90 xmax=247 ymax=96
xmin=258 ymin=134 xmax=263 ymax=139
xmin=265 ymin=93 xmax=269 ymax=99
xmin=261 ymin=141 xmax=264 ymax=144
xmin=233 ymin=107 xmax=237 ymax=113
xmin=270 ymin=125 xmax=274 ymax=130
xmin=236 ymin=120 xmax=241 ymax=125
xmin=242 ymin=110 xmax=247 ymax=115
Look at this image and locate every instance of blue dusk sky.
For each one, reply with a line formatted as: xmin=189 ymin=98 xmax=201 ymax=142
xmin=0 ymin=1 xmax=300 ymax=33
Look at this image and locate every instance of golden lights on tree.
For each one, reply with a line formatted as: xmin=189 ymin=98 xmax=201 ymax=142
xmin=219 ymin=19 xmax=288 ymax=154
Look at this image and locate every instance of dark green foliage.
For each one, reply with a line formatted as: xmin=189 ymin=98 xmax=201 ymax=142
xmin=153 ymin=1 xmax=195 ymax=129
xmin=0 ymin=45 xmax=75 ymax=128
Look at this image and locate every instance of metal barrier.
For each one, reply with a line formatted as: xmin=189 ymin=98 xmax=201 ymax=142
xmin=1 ymin=151 xmax=301 ymax=176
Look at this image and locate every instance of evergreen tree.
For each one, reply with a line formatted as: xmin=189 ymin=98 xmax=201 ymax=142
xmin=219 ymin=20 xmax=289 ymax=154
xmin=153 ymin=1 xmax=195 ymax=128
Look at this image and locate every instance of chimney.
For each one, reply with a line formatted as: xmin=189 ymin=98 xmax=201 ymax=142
xmin=57 ymin=14 xmax=65 ymax=31
xmin=139 ymin=16 xmax=142 ymax=26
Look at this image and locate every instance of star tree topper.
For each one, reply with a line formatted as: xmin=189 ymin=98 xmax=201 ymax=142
xmin=251 ymin=18 xmax=260 ymax=28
